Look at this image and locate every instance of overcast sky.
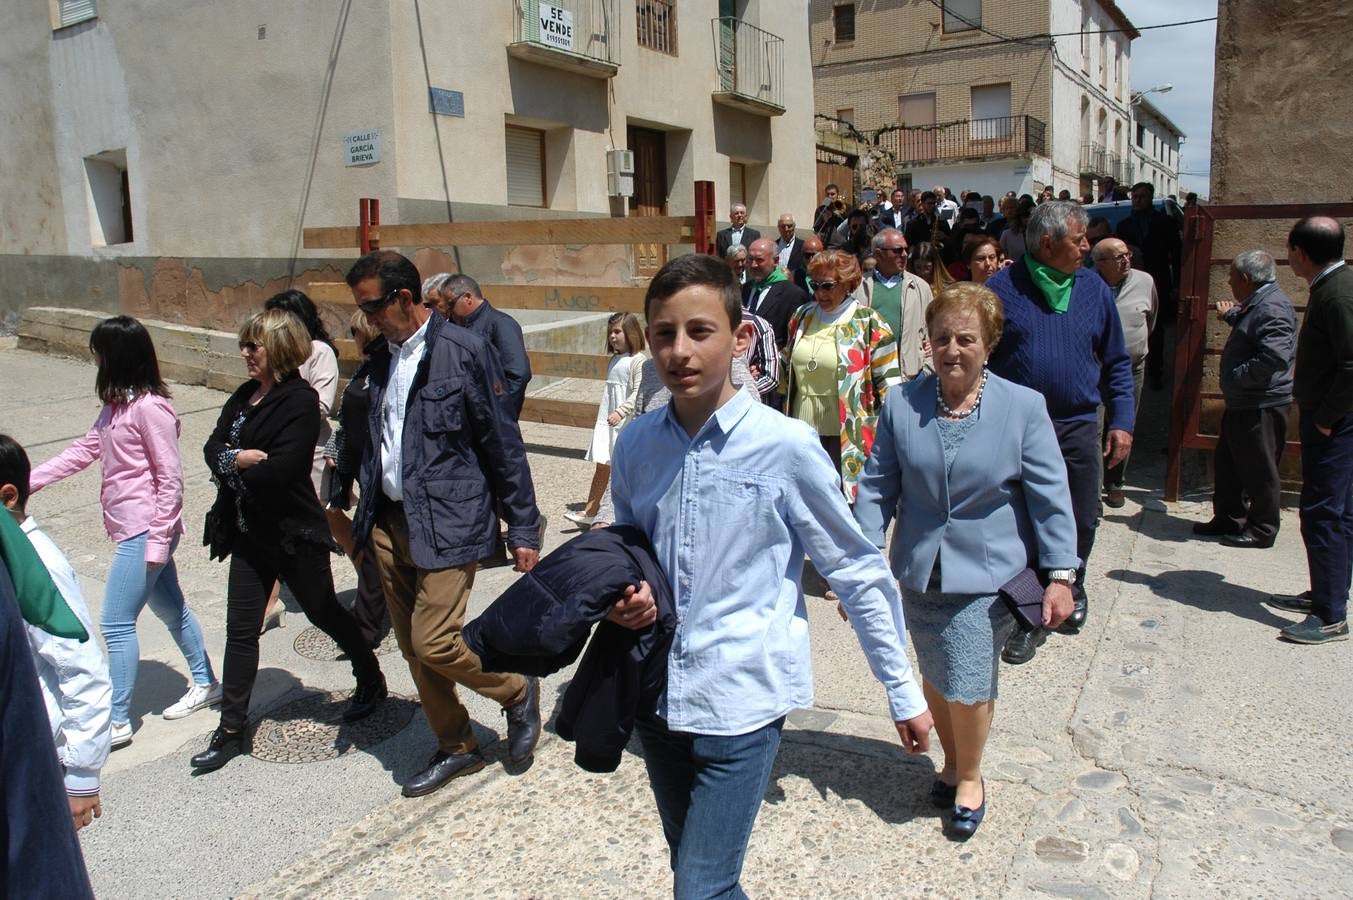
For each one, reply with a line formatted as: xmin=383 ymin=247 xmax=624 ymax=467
xmin=1117 ymin=0 xmax=1218 ymax=196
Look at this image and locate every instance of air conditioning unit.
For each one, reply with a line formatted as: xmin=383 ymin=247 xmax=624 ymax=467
xmin=607 ymin=171 xmax=634 ymax=198
xmin=606 ymin=148 xmax=635 ymax=176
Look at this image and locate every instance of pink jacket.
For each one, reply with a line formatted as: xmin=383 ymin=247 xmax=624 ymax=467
xmin=29 ymin=393 xmax=185 ymax=564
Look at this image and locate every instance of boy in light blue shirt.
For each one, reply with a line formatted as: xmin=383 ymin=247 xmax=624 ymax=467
xmin=606 ymin=255 xmax=932 ymax=898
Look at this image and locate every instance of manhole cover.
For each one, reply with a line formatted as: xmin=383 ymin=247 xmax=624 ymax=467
xmin=292 ymin=625 xmax=401 ymax=661
xmin=249 ymin=691 xmax=418 ymax=763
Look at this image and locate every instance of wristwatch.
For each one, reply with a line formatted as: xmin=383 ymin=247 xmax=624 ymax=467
xmin=1047 ymin=569 xmax=1077 ymax=585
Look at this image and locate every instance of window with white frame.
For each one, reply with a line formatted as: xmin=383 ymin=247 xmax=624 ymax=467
xmin=53 ymin=0 xmax=97 ymax=29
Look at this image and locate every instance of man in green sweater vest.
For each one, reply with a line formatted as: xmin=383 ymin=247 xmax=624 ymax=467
xmin=861 ymin=228 xmax=933 ymax=380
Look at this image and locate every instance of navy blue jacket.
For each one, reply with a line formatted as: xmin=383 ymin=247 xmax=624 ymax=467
xmin=353 ymin=313 xmax=541 ymax=569
xmin=461 ymin=300 xmax=531 ymax=418
xmin=463 ymin=526 xmax=675 ymax=773
xmin=0 ymin=557 xmax=95 ymax=898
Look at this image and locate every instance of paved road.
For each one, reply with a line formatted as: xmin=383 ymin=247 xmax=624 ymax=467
xmin=1 ymin=341 xmax=1349 ymax=898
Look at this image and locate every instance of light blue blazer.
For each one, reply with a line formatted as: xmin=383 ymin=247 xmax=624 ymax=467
xmin=854 ymin=372 xmax=1080 ymax=594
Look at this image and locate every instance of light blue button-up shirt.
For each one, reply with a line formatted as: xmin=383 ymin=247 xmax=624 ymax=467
xmin=611 ymin=388 xmax=926 ymax=735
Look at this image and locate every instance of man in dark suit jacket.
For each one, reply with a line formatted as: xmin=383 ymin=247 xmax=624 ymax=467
xmin=872 ymin=189 xmax=910 ymax=232
xmin=715 ymin=203 xmax=760 ymax=259
xmin=1116 ymin=182 xmax=1181 ymax=388
xmin=1273 ymin=217 xmax=1353 ymax=644
xmin=774 ymin=214 xmax=806 ymax=283
xmin=742 ymin=237 xmax=807 ymax=352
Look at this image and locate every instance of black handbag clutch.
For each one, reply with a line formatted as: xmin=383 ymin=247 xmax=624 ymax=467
xmin=999 ymin=567 xmax=1044 ymax=632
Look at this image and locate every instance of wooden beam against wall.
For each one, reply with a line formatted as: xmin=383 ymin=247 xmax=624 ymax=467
xmin=303 ymin=216 xmax=697 ymax=250
xmin=309 ymin=282 xmax=647 ymax=314
xmin=334 ymin=339 xmax=614 ymax=382
xmin=519 ymin=398 xmax=600 ymax=428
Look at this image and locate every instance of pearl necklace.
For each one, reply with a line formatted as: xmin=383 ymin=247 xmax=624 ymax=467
xmin=937 ymin=369 xmax=987 ymax=419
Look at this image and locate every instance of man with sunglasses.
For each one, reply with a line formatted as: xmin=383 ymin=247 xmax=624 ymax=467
xmin=860 ymin=229 xmax=932 ymax=380
xmin=345 ymin=250 xmax=544 ymax=798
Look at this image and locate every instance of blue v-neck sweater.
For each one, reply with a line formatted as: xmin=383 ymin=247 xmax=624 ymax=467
xmin=985 ymin=257 xmax=1137 ymax=432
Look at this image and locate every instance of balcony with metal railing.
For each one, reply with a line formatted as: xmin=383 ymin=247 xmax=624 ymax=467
xmin=711 ymin=18 xmax=785 ymax=117
xmin=877 ymin=115 xmax=1047 ymax=166
xmin=509 ymin=0 xmax=619 ymax=78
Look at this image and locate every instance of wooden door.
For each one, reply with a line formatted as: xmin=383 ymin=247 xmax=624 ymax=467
xmin=628 ymin=126 xmax=668 ymax=277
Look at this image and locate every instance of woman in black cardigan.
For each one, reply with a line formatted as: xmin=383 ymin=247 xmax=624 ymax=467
xmin=192 ymin=309 xmax=385 ymax=772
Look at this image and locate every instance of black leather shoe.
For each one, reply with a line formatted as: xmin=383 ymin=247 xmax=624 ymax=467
xmin=503 ymin=676 xmax=541 ymax=765
xmin=1002 ymin=628 xmax=1046 ymax=665
xmin=1221 ymin=532 xmax=1275 ymax=549
xmin=343 ymin=674 xmax=388 ymax=723
xmin=401 ymin=749 xmax=486 ymax=797
xmin=191 ymin=727 xmax=245 ymax=772
xmin=1192 ymin=519 xmax=1239 ymax=537
xmin=1057 ymin=590 xmax=1088 ymax=635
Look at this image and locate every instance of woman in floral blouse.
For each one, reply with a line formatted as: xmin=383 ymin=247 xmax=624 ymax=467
xmin=783 ymin=249 xmax=902 ymax=501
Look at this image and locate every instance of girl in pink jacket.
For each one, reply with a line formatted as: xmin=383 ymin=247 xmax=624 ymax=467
xmin=29 ymin=316 xmax=219 ymax=748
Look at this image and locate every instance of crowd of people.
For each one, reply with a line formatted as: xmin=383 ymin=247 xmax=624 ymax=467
xmin=3 ymin=191 xmax=1348 ymax=896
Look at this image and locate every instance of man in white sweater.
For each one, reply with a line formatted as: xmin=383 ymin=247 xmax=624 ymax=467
xmin=1093 ymin=239 xmax=1158 ymax=507
xmin=0 ymin=434 xmax=112 ymax=831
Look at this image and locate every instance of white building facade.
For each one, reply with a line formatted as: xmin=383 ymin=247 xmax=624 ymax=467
xmin=1 ymin=0 xmax=815 ymax=327
xmin=1131 ymin=97 xmax=1185 ymax=198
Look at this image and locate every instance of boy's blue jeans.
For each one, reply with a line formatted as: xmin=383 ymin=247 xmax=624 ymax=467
xmin=103 ymin=532 xmax=215 ymax=724
xmin=637 ymin=715 xmax=785 ymax=900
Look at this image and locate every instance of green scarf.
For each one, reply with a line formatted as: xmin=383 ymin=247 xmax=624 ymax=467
xmin=750 ymin=266 xmax=788 ymax=291
xmin=0 ymin=512 xmax=88 ymax=641
xmin=1024 ymin=254 xmax=1075 ymax=315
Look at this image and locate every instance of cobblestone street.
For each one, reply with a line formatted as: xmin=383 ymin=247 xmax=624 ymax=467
xmin=3 ymin=342 xmax=1350 ymax=898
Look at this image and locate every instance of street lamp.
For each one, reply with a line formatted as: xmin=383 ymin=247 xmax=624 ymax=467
xmin=1130 ymin=83 xmax=1173 ymax=105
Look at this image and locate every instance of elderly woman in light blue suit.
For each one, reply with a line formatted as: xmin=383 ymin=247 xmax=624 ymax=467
xmin=854 ymin=282 xmax=1079 ymax=841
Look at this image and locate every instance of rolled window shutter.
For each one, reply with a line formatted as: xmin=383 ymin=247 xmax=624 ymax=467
xmin=58 ymin=0 xmax=97 ymax=27
xmin=505 ymin=127 xmax=544 ymax=207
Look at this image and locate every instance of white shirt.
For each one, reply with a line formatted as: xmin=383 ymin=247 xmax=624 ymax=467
xmin=729 ymin=226 xmax=746 ymax=247
xmin=1312 ymin=260 xmax=1347 ymax=289
xmin=777 ymin=238 xmax=795 ymax=269
xmin=20 ymin=517 xmax=112 ymax=796
xmin=380 ymin=316 xmax=431 ymax=500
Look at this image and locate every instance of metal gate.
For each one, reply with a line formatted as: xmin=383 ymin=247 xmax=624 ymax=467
xmin=1164 ymin=202 xmax=1353 ymax=501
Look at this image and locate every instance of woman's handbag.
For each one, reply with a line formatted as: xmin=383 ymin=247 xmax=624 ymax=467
xmin=999 ymin=567 xmax=1045 ymax=632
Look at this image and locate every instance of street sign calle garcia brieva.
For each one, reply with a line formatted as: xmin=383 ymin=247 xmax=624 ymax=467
xmin=539 ymin=3 xmax=574 ymax=52
xmin=344 ymin=130 xmax=381 ymax=167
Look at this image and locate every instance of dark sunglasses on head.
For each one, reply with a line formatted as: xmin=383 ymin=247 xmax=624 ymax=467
xmin=357 ymin=287 xmax=400 ymax=315
xmin=238 ymin=340 xmax=261 ymax=353
xmin=809 ymin=280 xmax=839 ymax=293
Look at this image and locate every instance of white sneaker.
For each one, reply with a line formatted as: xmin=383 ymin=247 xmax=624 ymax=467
xmin=564 ymin=512 xmax=596 ymax=527
xmin=110 ymin=721 xmax=133 ymax=748
xmin=163 ymin=682 xmax=223 ymax=720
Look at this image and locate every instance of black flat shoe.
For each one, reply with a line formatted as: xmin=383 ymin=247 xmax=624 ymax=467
xmin=929 ymin=778 xmax=957 ymax=808
xmin=343 ymin=674 xmax=388 ymax=723
xmin=401 ymin=749 xmax=487 ymax=797
xmin=946 ymin=782 xmax=987 ymax=841
xmin=503 ymin=676 xmax=541 ymax=766
xmin=1221 ymin=532 xmax=1275 ymax=549
xmin=191 ymin=727 xmax=245 ymax=772
xmin=1192 ymin=519 xmax=1239 ymax=537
